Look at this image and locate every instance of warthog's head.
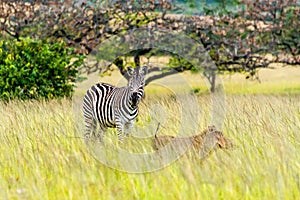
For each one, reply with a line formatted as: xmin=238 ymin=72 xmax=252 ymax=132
xmin=153 ymin=125 xmax=233 ymax=152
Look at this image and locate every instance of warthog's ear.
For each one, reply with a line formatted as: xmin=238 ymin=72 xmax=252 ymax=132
xmin=127 ymin=66 xmax=135 ymax=77
xmin=208 ymin=125 xmax=216 ymax=132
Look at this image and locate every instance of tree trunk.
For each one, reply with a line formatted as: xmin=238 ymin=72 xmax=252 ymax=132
xmin=203 ymin=69 xmax=216 ymax=93
xmin=210 ymin=71 xmax=216 ymax=93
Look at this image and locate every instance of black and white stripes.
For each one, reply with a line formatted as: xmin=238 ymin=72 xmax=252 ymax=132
xmin=83 ymin=66 xmax=147 ymax=142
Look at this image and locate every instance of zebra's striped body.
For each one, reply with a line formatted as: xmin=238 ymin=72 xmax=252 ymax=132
xmin=83 ymin=66 xmax=147 ymax=142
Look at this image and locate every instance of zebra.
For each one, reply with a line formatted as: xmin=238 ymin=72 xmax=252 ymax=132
xmin=83 ymin=66 xmax=148 ymax=143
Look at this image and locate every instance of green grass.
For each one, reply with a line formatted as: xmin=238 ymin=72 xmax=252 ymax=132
xmin=144 ymin=80 xmax=300 ymax=95
xmin=1 ymin=63 xmax=299 ymax=199
xmin=76 ymin=66 xmax=300 ymax=96
xmin=1 ymin=93 xmax=300 ymax=199
xmin=223 ymin=81 xmax=300 ymax=95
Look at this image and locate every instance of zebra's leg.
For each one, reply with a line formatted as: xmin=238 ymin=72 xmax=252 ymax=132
xmin=115 ymin=117 xmax=125 ymax=142
xmin=96 ymin=126 xmax=106 ymax=143
xmin=84 ymin=117 xmax=97 ymax=144
xmin=116 ymin=124 xmax=125 ymax=142
xmin=124 ymin=121 xmax=134 ymax=137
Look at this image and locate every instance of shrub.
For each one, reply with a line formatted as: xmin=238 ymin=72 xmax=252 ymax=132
xmin=0 ymin=38 xmax=85 ymax=101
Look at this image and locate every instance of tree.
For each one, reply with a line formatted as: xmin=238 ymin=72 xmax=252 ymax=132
xmin=1 ymin=0 xmax=299 ymax=92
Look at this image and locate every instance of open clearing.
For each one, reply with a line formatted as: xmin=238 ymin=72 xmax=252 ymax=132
xmin=1 ymin=65 xmax=300 ymax=199
xmin=76 ymin=64 xmax=300 ymax=96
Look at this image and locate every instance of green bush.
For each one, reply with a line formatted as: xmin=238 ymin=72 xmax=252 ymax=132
xmin=0 ymin=38 xmax=85 ymax=101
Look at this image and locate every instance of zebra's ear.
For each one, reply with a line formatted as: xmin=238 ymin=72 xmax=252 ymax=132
xmin=127 ymin=66 xmax=135 ymax=77
xmin=140 ymin=66 xmax=148 ymax=76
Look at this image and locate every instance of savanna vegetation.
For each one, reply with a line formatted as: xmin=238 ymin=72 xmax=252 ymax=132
xmin=0 ymin=0 xmax=299 ymax=199
xmin=0 ymin=38 xmax=84 ymax=100
xmin=1 ymin=86 xmax=299 ymax=199
xmin=1 ymin=0 xmax=299 ymax=92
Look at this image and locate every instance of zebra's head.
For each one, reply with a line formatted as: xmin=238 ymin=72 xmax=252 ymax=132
xmin=127 ymin=66 xmax=148 ymax=107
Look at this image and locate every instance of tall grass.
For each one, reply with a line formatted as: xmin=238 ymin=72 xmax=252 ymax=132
xmin=1 ymin=94 xmax=300 ymax=199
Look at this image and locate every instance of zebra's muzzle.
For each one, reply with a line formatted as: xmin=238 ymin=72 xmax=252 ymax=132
xmin=131 ymin=92 xmax=139 ymax=107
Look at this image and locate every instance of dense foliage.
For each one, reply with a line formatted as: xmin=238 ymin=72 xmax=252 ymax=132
xmin=0 ymin=0 xmax=299 ymax=92
xmin=0 ymin=38 xmax=84 ymax=101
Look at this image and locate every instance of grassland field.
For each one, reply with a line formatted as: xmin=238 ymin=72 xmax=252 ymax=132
xmin=0 ymin=65 xmax=299 ymax=199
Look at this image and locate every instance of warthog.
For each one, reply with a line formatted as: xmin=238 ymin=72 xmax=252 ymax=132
xmin=153 ymin=125 xmax=233 ymax=152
